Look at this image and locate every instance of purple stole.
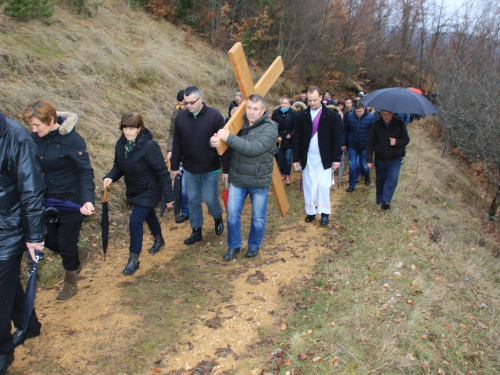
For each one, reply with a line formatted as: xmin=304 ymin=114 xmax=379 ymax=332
xmin=311 ymin=108 xmax=322 ymax=138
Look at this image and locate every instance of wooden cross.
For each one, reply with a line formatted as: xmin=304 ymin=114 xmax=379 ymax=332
xmin=217 ymin=42 xmax=290 ymax=217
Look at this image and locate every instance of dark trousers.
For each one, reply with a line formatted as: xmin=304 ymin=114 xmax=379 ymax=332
xmin=375 ymin=158 xmax=402 ymax=204
xmin=129 ymin=206 xmax=162 ymax=254
xmin=45 ymin=221 xmax=83 ymax=272
xmin=0 ymin=254 xmax=41 ymax=354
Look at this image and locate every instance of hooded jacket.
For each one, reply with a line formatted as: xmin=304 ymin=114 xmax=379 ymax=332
xmin=105 ymin=128 xmax=174 ymax=208
xmin=226 ymin=112 xmax=278 ymax=189
xmin=0 ymin=112 xmax=46 ymax=260
xmin=32 ymin=112 xmax=95 ymax=223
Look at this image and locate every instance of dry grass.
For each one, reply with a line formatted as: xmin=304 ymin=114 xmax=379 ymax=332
xmin=270 ymin=120 xmax=500 ymax=374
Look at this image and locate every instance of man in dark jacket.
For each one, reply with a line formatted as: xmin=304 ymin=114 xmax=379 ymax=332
xmin=293 ymin=86 xmax=342 ymax=226
xmin=211 ymin=94 xmax=278 ymax=260
xmin=342 ymin=102 xmax=376 ymax=191
xmin=366 ymin=109 xmax=410 ymax=210
xmin=167 ymin=90 xmax=189 ymax=223
xmin=171 ymin=86 xmax=229 ymax=245
xmin=0 ymin=112 xmax=46 ymax=375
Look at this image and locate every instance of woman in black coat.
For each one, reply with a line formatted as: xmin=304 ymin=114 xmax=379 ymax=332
xmin=23 ymin=99 xmax=95 ymax=302
xmin=271 ymin=96 xmax=296 ymax=184
xmin=103 ymin=113 xmax=174 ymax=275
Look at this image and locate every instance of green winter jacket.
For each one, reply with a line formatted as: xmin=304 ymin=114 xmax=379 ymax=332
xmin=226 ymin=113 xmax=278 ymax=189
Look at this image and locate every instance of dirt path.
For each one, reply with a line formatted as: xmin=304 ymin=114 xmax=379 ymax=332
xmin=9 ymin=177 xmax=345 ymax=375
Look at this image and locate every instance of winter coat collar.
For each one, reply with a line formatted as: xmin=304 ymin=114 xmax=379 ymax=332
xmin=55 ymin=111 xmax=78 ymax=135
xmin=239 ymin=112 xmax=271 ymax=135
xmin=118 ymin=128 xmax=153 ymax=148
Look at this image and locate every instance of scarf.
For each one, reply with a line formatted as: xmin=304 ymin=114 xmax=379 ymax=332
xmin=280 ymin=106 xmax=290 ymax=114
xmin=311 ymin=107 xmax=322 ymax=138
xmin=124 ymin=138 xmax=137 ymax=158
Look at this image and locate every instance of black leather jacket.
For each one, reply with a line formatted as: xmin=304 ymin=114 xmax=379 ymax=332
xmin=0 ymin=112 xmax=46 ymax=260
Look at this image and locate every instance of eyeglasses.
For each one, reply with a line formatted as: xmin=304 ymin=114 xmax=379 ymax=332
xmin=183 ymin=97 xmax=201 ymax=106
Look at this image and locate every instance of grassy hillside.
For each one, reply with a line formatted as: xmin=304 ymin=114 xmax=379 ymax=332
xmin=0 ymin=0 xmax=289 ymax=235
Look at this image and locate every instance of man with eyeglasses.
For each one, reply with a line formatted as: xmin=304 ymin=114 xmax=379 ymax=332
xmin=170 ymin=86 xmax=229 ymax=245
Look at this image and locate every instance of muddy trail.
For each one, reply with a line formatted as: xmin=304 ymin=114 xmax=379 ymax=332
xmin=9 ymin=174 xmax=348 ymax=375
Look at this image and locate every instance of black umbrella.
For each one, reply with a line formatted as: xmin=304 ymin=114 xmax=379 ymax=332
xmin=172 ymin=174 xmax=182 ymax=217
xmin=45 ymin=198 xmax=82 ymax=212
xmin=12 ymin=249 xmax=44 ymax=347
xmin=360 ymin=87 xmax=438 ymax=116
xmin=101 ymin=185 xmax=110 ymax=261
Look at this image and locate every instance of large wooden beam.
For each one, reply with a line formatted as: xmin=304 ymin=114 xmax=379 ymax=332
xmin=217 ymin=42 xmax=289 ymax=217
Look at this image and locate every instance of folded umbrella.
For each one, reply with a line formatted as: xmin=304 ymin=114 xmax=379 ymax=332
xmin=45 ymin=197 xmax=82 ymax=212
xmin=360 ymin=87 xmax=438 ymax=116
xmin=101 ymin=185 xmax=110 ymax=261
xmin=172 ymin=174 xmax=182 ymax=217
xmin=12 ymin=249 xmax=44 ymax=347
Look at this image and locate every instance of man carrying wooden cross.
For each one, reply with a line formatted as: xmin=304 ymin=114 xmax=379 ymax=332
xmin=210 ymin=94 xmax=278 ymax=260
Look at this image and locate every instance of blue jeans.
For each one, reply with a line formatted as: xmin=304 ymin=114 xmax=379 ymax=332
xmin=348 ymin=148 xmax=369 ymax=187
xmin=278 ymin=147 xmax=293 ymax=176
xmin=181 ymin=173 xmax=189 ymax=216
xmin=183 ymin=169 xmax=223 ymax=228
xmin=227 ymin=184 xmax=269 ymax=249
xmin=129 ymin=206 xmax=161 ymax=254
xmin=375 ymin=159 xmax=402 ymax=204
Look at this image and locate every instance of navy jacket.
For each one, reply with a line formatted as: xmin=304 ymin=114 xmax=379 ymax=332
xmin=341 ymin=110 xmax=376 ymax=151
xmin=106 ymin=129 xmax=174 ymax=208
xmin=0 ymin=113 xmax=46 ymax=260
xmin=293 ymin=104 xmax=342 ymax=170
xmin=32 ymin=112 xmax=95 ymax=223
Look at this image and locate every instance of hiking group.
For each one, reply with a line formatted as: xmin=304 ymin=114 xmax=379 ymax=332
xmin=0 ymin=85 xmax=413 ymax=374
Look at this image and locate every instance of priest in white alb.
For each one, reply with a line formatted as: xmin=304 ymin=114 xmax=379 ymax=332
xmin=293 ymin=86 xmax=342 ymax=226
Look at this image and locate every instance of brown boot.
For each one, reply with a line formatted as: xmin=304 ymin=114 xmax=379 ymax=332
xmin=77 ymin=247 xmax=90 ymax=274
xmin=56 ymin=270 xmax=78 ymax=302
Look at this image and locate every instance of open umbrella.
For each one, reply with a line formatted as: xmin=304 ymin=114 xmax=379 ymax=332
xmin=408 ymin=87 xmax=423 ymax=95
xmin=337 ymin=151 xmax=345 ymax=189
xmin=45 ymin=197 xmax=82 ymax=212
xmin=360 ymin=87 xmax=438 ymax=116
xmin=101 ymin=185 xmax=110 ymax=261
xmin=12 ymin=249 xmax=44 ymax=347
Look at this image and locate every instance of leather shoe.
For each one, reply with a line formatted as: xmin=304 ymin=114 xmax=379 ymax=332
xmin=223 ymin=247 xmax=240 ymax=261
xmin=346 ymin=186 xmax=355 ymax=192
xmin=365 ymin=176 xmax=370 ymax=186
xmin=214 ymin=217 xmax=224 ymax=235
xmin=0 ymin=351 xmax=14 ymax=375
xmin=175 ymin=214 xmax=189 ymax=223
xmin=381 ymin=203 xmax=391 ymax=210
xmin=185 ymin=227 xmax=202 ymax=244
xmin=305 ymin=215 xmax=315 ymax=222
xmin=13 ymin=324 xmax=41 ymax=347
xmin=245 ymin=247 xmax=259 ymax=257
xmin=320 ymin=215 xmax=329 ymax=226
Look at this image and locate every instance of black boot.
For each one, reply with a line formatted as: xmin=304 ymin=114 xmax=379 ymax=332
xmin=184 ymin=227 xmax=202 ymax=245
xmin=123 ymin=252 xmax=140 ymax=275
xmin=214 ymin=217 xmax=224 ymax=235
xmin=223 ymin=247 xmax=240 ymax=261
xmin=148 ymin=235 xmax=165 ymax=254
xmin=0 ymin=352 xmax=14 ymax=375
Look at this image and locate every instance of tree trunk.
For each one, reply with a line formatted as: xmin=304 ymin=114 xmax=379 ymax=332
xmin=489 ymin=184 xmax=500 ymax=220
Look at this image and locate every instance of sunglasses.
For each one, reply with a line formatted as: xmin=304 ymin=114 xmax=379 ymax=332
xmin=183 ymin=96 xmax=201 ymax=106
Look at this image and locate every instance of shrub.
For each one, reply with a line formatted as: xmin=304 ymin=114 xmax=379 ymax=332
xmin=2 ymin=0 xmax=54 ymax=22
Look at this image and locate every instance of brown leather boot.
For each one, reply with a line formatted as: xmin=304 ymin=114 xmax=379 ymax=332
xmin=56 ymin=270 xmax=78 ymax=302
xmin=77 ymin=247 xmax=90 ymax=274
